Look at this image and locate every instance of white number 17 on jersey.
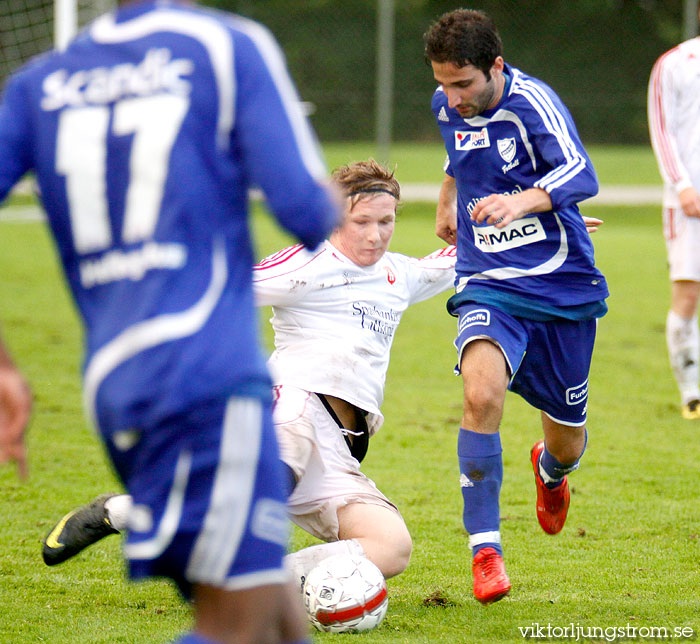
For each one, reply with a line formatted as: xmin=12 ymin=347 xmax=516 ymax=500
xmin=56 ymin=94 xmax=188 ymax=254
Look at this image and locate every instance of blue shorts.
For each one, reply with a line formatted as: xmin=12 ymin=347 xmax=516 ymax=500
xmin=453 ymin=304 xmax=596 ymax=426
xmin=101 ymin=395 xmax=289 ymax=597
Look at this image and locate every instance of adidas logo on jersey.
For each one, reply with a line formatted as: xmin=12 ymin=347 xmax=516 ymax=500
xmin=438 ymin=106 xmax=449 ymax=122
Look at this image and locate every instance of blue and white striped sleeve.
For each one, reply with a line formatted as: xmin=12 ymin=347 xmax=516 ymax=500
xmin=231 ymin=19 xmax=339 ymax=249
xmin=515 ymin=78 xmax=598 ymax=210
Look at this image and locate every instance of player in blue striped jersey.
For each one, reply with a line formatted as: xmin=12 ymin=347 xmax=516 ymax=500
xmin=0 ymin=1 xmax=338 ymax=643
xmin=424 ymin=9 xmax=608 ymax=604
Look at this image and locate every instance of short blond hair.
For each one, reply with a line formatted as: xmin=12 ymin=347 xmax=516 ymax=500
xmin=331 ymin=159 xmax=400 ymax=211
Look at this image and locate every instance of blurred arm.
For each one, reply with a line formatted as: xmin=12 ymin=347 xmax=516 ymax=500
xmin=0 ymin=337 xmax=32 ymax=480
xmin=234 ymin=27 xmax=339 ymax=249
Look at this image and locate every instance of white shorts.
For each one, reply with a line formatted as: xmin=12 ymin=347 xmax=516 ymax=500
xmin=663 ymin=207 xmax=700 ymax=282
xmin=272 ymin=385 xmax=399 ymax=542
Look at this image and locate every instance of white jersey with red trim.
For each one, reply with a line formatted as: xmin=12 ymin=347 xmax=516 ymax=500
xmin=648 ymin=37 xmax=700 ymax=207
xmin=253 ymin=240 xmax=456 ymax=434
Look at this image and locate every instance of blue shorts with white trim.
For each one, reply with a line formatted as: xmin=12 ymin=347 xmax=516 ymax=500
xmin=101 ymin=395 xmax=289 ymax=598
xmin=453 ymin=303 xmax=597 ymax=426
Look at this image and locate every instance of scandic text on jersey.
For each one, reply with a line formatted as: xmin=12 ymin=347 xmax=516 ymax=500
xmin=41 ymin=48 xmax=193 ymax=110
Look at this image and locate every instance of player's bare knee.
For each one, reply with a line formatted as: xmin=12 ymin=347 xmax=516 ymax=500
xmin=368 ymin=532 xmax=411 ymax=579
xmin=383 ymin=520 xmax=413 ymax=578
xmin=391 ymin=531 xmax=413 ymax=577
xmin=345 ymin=508 xmax=412 ymax=579
xmin=463 ymin=385 xmax=504 ymax=425
xmin=549 ymin=442 xmax=585 ymax=466
xmin=543 ymin=421 xmax=586 ymax=465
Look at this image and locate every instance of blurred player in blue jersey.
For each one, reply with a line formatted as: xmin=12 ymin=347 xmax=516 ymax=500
xmin=423 ymin=9 xmax=609 ymax=604
xmin=0 ymin=1 xmax=339 ymax=643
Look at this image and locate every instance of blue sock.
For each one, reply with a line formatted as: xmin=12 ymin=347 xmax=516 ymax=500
xmin=174 ymin=633 xmax=310 ymax=644
xmin=538 ymin=430 xmax=587 ymax=489
xmin=458 ymin=429 xmax=503 ymax=556
xmin=172 ymin=634 xmax=218 ymax=644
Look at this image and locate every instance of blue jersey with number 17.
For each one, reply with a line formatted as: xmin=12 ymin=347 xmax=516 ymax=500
xmin=0 ymin=1 xmax=338 ymax=432
xmin=432 ymin=62 xmax=608 ymax=319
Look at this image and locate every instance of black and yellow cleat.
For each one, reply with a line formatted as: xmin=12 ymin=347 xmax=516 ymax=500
xmin=682 ymin=399 xmax=700 ymax=420
xmin=42 ymin=493 xmax=120 ymax=566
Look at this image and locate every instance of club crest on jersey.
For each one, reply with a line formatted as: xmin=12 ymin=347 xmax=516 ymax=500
xmin=497 ymin=138 xmax=516 ymax=163
xmin=474 ymin=217 xmax=546 ymax=253
xmin=454 ymin=128 xmax=490 ymax=151
xmin=384 ymin=266 xmax=396 ymax=284
xmin=498 ymin=138 xmax=520 ymax=173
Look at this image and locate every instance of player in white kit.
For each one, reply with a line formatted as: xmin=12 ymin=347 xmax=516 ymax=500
xmin=648 ymin=12 xmax=700 ymax=420
xmin=42 ymin=160 xmax=457 ymax=589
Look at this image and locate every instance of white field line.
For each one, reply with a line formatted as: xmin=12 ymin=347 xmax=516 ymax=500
xmin=0 ymin=205 xmax=45 ymax=222
xmin=1 ymin=185 xmax=663 ymax=223
xmin=399 ymin=184 xmax=663 ymax=205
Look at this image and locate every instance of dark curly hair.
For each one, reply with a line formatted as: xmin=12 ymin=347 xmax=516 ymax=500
xmin=423 ymin=9 xmax=502 ymax=79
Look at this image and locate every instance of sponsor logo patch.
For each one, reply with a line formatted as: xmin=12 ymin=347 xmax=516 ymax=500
xmin=459 ymin=308 xmax=490 ymax=333
xmin=352 ymin=301 xmax=400 ymax=337
xmin=455 ymin=128 xmax=490 ymax=151
xmin=252 ymin=499 xmax=289 ymax=546
xmin=566 ymin=380 xmax=588 ymax=406
xmin=474 ymin=217 xmax=546 ymax=253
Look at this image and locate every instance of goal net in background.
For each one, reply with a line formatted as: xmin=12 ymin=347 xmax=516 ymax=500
xmin=1 ymin=0 xmax=113 ymax=200
xmin=1 ymin=0 xmax=113 ymax=87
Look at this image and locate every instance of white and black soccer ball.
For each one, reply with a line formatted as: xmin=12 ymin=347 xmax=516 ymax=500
xmin=302 ymin=554 xmax=389 ymax=633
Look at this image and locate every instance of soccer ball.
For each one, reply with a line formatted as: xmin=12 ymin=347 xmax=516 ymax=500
xmin=303 ymin=554 xmax=389 ymax=633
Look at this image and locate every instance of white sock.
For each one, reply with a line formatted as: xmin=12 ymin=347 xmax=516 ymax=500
xmin=104 ymin=494 xmax=132 ymax=531
xmin=666 ymin=310 xmax=700 ymax=404
xmin=285 ymin=539 xmax=365 ymax=592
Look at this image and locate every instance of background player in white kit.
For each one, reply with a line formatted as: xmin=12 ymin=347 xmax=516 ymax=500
xmin=648 ymin=8 xmax=700 ymax=420
xmin=41 ymin=160 xmax=457 ymax=589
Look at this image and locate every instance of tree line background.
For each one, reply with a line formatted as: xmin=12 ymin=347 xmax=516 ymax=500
xmin=0 ymin=0 xmax=691 ymax=145
xmin=211 ymin=0 xmax=687 ymax=145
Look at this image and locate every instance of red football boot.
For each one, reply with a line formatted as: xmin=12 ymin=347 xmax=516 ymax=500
xmin=472 ymin=547 xmax=511 ymax=604
xmin=530 ymin=440 xmax=570 ymax=535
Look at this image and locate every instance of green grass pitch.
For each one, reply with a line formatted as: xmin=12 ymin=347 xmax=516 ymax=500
xmin=1 ymin=155 xmax=699 ymax=642
xmin=321 ymin=143 xmax=662 ymax=186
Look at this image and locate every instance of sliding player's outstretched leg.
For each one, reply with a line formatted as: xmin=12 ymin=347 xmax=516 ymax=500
xmin=43 ymin=493 xmax=129 ymax=565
